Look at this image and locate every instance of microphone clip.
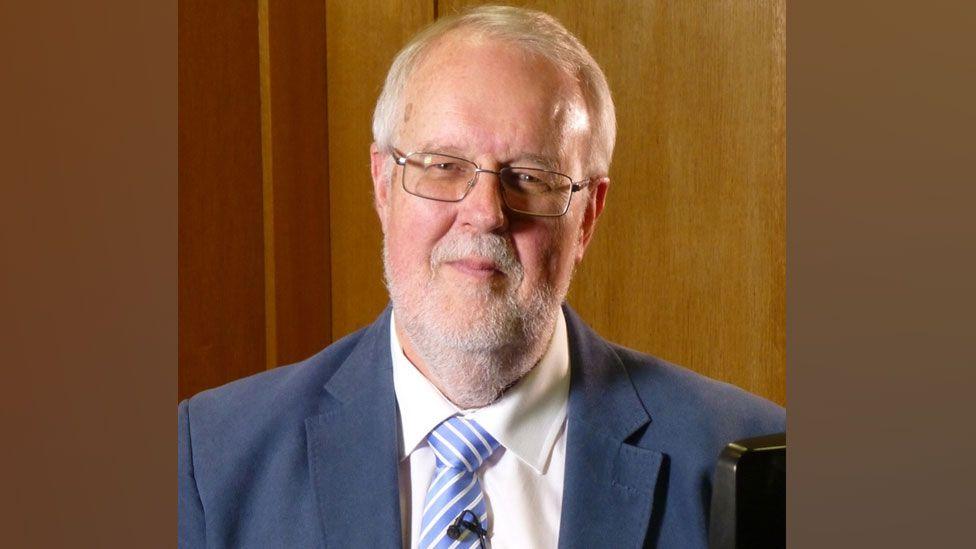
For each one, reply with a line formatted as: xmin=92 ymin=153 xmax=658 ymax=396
xmin=446 ymin=509 xmax=488 ymax=547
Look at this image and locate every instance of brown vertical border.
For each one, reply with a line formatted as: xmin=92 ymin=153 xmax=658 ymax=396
xmin=0 ymin=0 xmax=174 ymax=546
xmin=790 ymin=1 xmax=975 ymax=547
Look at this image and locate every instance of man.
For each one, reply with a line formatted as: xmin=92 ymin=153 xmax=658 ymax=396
xmin=179 ymin=6 xmax=784 ymax=548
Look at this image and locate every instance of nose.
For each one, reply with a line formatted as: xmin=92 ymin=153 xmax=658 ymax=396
xmin=458 ymin=170 xmax=508 ymax=232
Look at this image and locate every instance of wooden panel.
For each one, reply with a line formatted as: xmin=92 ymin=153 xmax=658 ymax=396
xmin=178 ymin=0 xmax=266 ymax=400
xmin=266 ymin=0 xmax=332 ymax=366
xmin=440 ymin=0 xmax=787 ymax=404
xmin=326 ymin=1 xmax=436 ymax=339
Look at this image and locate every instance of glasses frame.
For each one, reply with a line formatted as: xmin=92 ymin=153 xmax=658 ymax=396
xmin=391 ymin=148 xmax=590 ymax=218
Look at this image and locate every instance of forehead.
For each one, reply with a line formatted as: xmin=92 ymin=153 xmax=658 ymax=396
xmin=400 ymin=35 xmax=590 ymax=164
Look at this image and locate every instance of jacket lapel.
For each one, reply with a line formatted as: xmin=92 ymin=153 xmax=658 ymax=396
xmin=301 ymin=305 xmax=663 ymax=547
xmin=305 ymin=309 xmax=402 ymax=548
xmin=558 ymin=306 xmax=664 ymax=549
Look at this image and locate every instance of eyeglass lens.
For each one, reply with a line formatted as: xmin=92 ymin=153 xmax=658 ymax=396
xmin=402 ymin=153 xmax=573 ymax=216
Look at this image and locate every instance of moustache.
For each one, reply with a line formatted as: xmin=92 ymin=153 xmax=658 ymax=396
xmin=430 ymin=233 xmax=523 ymax=280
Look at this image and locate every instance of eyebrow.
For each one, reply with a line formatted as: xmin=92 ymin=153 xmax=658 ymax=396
xmin=413 ymin=142 xmax=561 ymax=172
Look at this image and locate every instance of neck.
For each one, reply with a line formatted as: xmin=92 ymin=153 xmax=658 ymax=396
xmin=394 ymin=313 xmax=556 ymax=409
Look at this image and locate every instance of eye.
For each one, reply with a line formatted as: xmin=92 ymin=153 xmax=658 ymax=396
xmin=506 ymin=169 xmax=554 ymax=194
xmin=421 ymin=155 xmax=467 ymax=173
xmin=421 ymin=158 xmax=470 ymax=182
xmin=431 ymin=162 xmax=462 ymax=172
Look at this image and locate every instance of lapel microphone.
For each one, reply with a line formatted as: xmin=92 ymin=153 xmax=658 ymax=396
xmin=446 ymin=509 xmax=488 ymax=547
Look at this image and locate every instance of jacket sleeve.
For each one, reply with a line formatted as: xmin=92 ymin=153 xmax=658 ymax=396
xmin=178 ymin=399 xmax=206 ymax=548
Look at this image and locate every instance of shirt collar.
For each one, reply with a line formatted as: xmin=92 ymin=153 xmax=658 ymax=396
xmin=390 ymin=310 xmax=570 ymax=474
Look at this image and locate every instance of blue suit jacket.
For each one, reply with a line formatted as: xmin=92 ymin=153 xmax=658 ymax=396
xmin=179 ymin=305 xmax=785 ymax=548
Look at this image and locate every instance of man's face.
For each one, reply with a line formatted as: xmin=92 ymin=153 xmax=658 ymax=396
xmin=371 ymin=36 xmax=607 ymax=402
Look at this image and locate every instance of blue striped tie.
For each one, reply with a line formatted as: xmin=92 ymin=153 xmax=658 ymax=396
xmin=418 ymin=416 xmax=500 ymax=549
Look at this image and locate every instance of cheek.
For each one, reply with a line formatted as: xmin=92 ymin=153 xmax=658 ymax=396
xmin=511 ymin=221 xmax=576 ymax=288
xmin=386 ymin=194 xmax=455 ymax=266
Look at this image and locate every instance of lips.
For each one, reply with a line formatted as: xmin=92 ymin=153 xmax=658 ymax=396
xmin=429 ymin=233 xmax=522 ymax=283
xmin=445 ymin=257 xmax=504 ymax=278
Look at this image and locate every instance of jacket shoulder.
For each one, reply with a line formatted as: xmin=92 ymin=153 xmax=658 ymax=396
xmin=182 ymin=325 xmax=370 ymax=435
xmin=611 ymin=343 xmax=785 ymax=445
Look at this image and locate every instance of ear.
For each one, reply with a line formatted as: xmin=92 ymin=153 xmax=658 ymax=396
xmin=575 ymin=176 xmax=609 ymax=262
xmin=370 ymin=142 xmax=391 ymax=233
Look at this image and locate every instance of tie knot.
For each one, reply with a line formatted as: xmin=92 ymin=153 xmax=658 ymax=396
xmin=426 ymin=416 xmax=499 ymax=472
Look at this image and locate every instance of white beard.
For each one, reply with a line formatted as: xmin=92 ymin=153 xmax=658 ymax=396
xmin=384 ymin=231 xmax=563 ymax=408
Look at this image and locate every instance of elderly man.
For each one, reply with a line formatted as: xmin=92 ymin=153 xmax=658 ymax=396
xmin=179 ymin=6 xmax=784 ymax=548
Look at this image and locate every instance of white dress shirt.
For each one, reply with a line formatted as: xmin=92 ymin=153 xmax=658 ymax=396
xmin=391 ymin=311 xmax=570 ymax=549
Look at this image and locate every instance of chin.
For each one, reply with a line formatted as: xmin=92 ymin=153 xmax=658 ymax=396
xmin=399 ymin=284 xmax=561 ymax=406
xmin=383 ymin=237 xmax=565 ymax=406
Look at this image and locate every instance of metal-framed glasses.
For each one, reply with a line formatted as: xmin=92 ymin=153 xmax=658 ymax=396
xmin=391 ymin=148 xmax=590 ymax=217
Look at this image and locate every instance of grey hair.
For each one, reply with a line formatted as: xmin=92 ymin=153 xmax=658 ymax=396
xmin=371 ymin=5 xmax=616 ymax=177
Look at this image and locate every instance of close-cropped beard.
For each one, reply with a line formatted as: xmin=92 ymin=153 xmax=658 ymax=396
xmin=384 ymin=231 xmax=561 ymax=408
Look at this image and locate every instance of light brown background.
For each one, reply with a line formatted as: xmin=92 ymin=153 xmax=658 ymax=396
xmin=179 ymin=0 xmax=786 ymax=404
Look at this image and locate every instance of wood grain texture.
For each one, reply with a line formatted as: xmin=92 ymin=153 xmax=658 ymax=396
xmin=267 ymin=0 xmax=332 ymax=367
xmin=325 ymin=0 xmax=435 ymax=339
xmin=440 ymin=0 xmax=786 ymax=404
xmin=258 ymin=0 xmax=277 ymax=370
xmin=178 ymin=0 xmax=266 ymax=400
